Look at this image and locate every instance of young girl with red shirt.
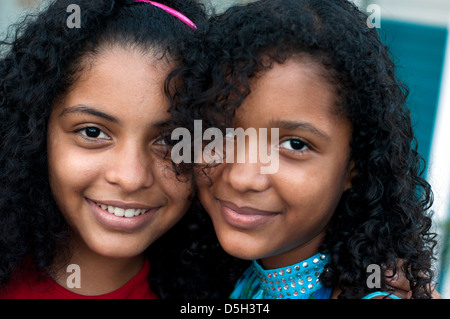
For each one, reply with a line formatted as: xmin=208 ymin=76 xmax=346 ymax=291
xmin=0 ymin=0 xmax=212 ymax=299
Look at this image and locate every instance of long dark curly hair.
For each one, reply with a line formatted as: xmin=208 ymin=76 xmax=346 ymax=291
xmin=0 ymin=0 xmax=238 ymax=299
xmin=167 ymin=0 xmax=437 ymax=298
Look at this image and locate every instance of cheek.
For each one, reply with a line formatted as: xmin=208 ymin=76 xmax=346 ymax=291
xmin=165 ymin=182 xmax=192 ymax=212
xmin=47 ymin=136 xmax=100 ymax=204
xmin=195 ymin=164 xmax=225 ymax=191
xmin=277 ymin=162 xmax=347 ymax=221
xmin=154 ymin=160 xmax=193 ymax=209
xmin=195 ymin=167 xmax=224 ymax=212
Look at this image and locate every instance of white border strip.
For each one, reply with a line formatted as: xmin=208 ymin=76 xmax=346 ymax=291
xmin=427 ymin=13 xmax=450 ymax=298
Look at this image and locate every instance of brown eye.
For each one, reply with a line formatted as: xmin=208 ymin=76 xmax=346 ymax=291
xmin=85 ymin=127 xmax=101 ymax=138
xmin=77 ymin=127 xmax=110 ymax=140
xmin=280 ymin=139 xmax=308 ymax=151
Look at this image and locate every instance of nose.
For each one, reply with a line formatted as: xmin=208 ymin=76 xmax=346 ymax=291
xmin=104 ymin=142 xmax=154 ymax=193
xmin=221 ymin=129 xmax=272 ymax=193
xmin=222 ymin=161 xmax=271 ymax=194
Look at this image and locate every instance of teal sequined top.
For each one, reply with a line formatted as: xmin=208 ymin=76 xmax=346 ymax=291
xmin=229 ymin=252 xmax=402 ymax=299
xmin=229 ymin=253 xmax=332 ymax=299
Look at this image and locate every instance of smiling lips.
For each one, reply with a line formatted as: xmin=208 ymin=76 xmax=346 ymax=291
xmin=219 ymin=200 xmax=279 ymax=229
xmin=88 ymin=198 xmax=160 ymax=232
xmin=95 ymin=202 xmax=149 ymax=218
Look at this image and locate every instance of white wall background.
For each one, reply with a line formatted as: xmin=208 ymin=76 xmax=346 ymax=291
xmin=428 ymin=11 xmax=450 ymax=298
xmin=205 ymin=0 xmax=450 ymax=25
xmin=0 ymin=0 xmax=45 ymax=39
xmin=365 ymin=0 xmax=450 ymax=27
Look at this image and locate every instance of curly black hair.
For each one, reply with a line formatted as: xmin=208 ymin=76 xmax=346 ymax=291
xmin=0 ymin=0 xmax=238 ymax=299
xmin=167 ymin=0 xmax=437 ymax=298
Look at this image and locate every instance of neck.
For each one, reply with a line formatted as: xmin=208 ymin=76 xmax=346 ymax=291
xmin=52 ymin=237 xmax=145 ymax=296
xmin=260 ymin=231 xmax=325 ymax=269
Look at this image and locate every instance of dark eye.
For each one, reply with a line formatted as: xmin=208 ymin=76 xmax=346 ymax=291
xmin=280 ymin=139 xmax=308 ymax=151
xmin=78 ymin=127 xmax=110 ymax=140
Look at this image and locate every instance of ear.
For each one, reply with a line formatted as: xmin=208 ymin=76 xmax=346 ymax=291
xmin=344 ymin=159 xmax=357 ymax=191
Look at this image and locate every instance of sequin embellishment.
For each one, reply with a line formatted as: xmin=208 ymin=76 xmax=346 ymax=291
xmin=229 ymin=253 xmax=330 ymax=299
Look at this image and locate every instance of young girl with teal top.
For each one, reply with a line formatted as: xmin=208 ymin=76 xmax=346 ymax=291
xmin=167 ymin=0 xmax=437 ymax=299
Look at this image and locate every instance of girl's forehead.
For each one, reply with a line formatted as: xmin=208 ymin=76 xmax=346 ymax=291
xmin=234 ymin=58 xmax=352 ymax=143
xmin=243 ymin=59 xmax=339 ymax=116
xmin=53 ymin=46 xmax=172 ymax=122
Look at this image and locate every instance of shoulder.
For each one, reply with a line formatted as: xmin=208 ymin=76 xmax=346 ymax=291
xmin=330 ymin=288 xmax=402 ymax=299
xmin=0 ymin=267 xmax=55 ymax=299
xmin=362 ymin=291 xmax=402 ymax=299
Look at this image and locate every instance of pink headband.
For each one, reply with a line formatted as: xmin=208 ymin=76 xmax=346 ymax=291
xmin=134 ymin=0 xmax=197 ymax=30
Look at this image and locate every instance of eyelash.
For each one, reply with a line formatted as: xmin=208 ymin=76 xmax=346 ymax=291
xmin=74 ymin=126 xmax=169 ymax=151
xmin=279 ymin=138 xmax=310 ymax=153
xmin=75 ymin=126 xmax=111 ymax=141
xmin=223 ymin=132 xmax=311 ymax=154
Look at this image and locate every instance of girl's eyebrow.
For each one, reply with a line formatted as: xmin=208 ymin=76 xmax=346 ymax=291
xmin=269 ymin=119 xmax=331 ymax=140
xmin=59 ymin=105 xmax=118 ymax=123
xmin=59 ymin=104 xmax=171 ymax=128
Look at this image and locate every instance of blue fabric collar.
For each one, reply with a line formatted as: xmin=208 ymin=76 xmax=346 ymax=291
xmin=252 ymin=252 xmax=329 ymax=298
xmin=230 ymin=252 xmax=332 ymax=299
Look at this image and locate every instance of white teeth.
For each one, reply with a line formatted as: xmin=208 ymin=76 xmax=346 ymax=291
xmin=124 ymin=209 xmax=134 ymax=218
xmin=96 ymin=203 xmax=147 ymax=218
xmin=114 ymin=207 xmax=125 ymax=217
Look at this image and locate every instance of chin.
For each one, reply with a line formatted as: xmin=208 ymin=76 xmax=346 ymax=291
xmin=218 ymin=235 xmax=264 ymax=261
xmin=101 ymin=248 xmax=143 ymax=259
xmin=87 ymin=237 xmax=149 ymax=260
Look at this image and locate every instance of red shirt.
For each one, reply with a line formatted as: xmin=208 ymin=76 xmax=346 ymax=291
xmin=0 ymin=259 xmax=157 ymax=299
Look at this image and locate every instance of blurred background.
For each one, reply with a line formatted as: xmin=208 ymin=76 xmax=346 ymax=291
xmin=1 ymin=0 xmax=449 ymax=298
